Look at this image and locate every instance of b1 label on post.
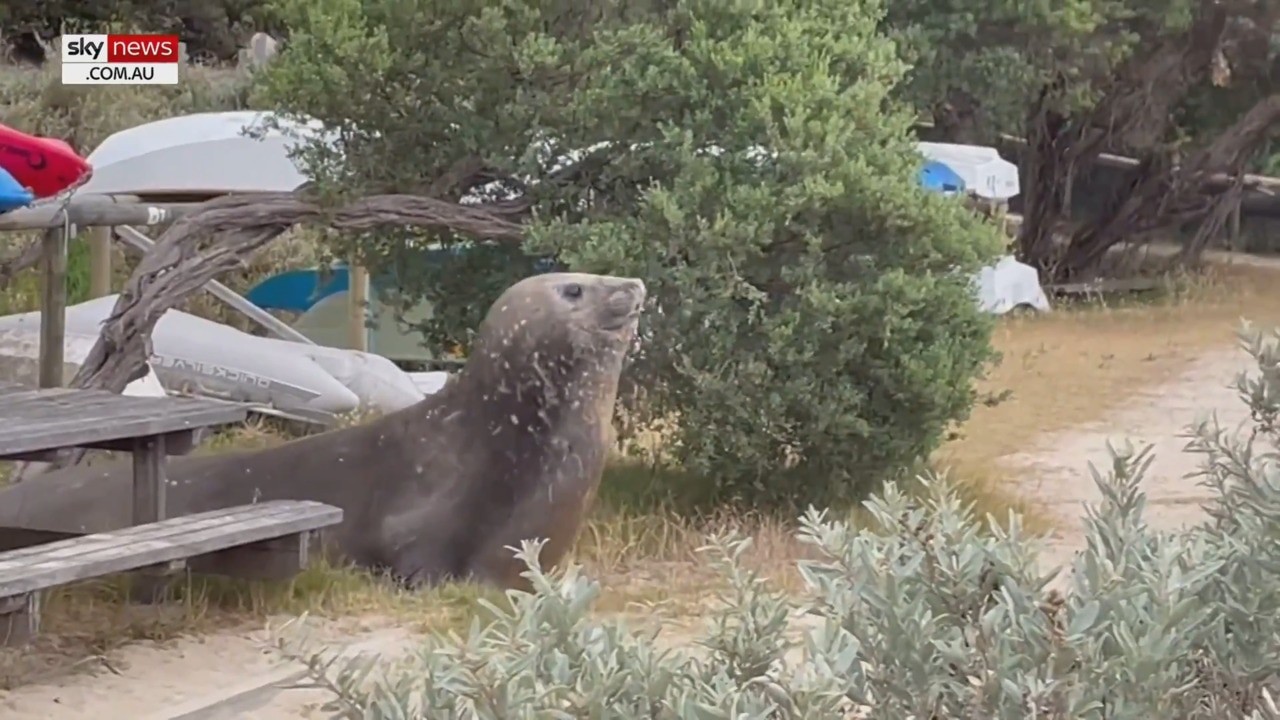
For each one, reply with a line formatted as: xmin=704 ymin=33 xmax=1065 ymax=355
xmin=61 ymin=34 xmax=181 ymax=85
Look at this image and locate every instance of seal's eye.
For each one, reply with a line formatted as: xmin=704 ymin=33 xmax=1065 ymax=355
xmin=561 ymin=283 xmax=583 ymax=301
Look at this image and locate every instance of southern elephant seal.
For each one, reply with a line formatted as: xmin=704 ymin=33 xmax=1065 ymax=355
xmin=0 ymin=272 xmax=646 ymax=588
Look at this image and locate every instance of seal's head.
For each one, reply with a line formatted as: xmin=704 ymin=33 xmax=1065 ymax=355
xmin=463 ymin=272 xmax=645 ymax=393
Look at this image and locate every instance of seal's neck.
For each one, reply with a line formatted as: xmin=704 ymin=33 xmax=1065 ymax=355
xmin=456 ymin=346 xmax=624 ymax=438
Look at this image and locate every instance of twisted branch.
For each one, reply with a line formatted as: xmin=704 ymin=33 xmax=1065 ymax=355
xmin=155 ymin=191 xmax=527 ymax=242
xmin=70 ymin=191 xmax=526 ymax=395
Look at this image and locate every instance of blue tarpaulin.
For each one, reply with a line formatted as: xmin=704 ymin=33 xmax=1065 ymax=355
xmin=918 ymin=160 xmax=966 ymax=195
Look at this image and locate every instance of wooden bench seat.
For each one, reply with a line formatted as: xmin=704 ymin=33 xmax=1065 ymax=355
xmin=0 ymin=500 xmax=343 ymax=645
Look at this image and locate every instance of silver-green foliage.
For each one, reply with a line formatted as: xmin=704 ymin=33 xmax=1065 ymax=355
xmin=291 ymin=328 xmax=1280 ymax=719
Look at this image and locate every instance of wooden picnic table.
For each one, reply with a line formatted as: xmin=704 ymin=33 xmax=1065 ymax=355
xmin=0 ymin=382 xmax=344 ymax=645
xmin=0 ymin=381 xmax=249 ymax=527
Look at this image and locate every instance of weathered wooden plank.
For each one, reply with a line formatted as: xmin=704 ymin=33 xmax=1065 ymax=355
xmin=0 ymin=389 xmax=248 ymax=457
xmin=132 ymin=436 xmax=167 ymax=524
xmin=0 ymin=501 xmax=343 ymax=597
xmin=24 ymin=393 xmax=241 ymax=420
xmin=0 ymin=384 xmax=233 ymax=415
xmin=0 ymin=387 xmax=96 ymax=413
xmin=0 ymin=394 xmax=164 ymax=421
xmin=88 ymin=225 xmax=113 ymax=298
xmin=0 ymin=198 xmax=198 ymax=232
xmin=0 ymin=501 xmax=339 ymax=563
xmin=0 ymin=390 xmax=236 ymax=423
xmin=190 ymin=531 xmax=310 ymax=581
xmin=0 ymin=382 xmax=78 ymax=398
xmin=0 ymin=509 xmax=264 ymax=562
xmin=0 ymin=397 xmax=150 ymax=433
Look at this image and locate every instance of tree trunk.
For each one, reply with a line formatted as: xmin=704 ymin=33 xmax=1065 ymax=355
xmin=1016 ymin=103 xmax=1073 ymax=276
xmin=1057 ymin=93 xmax=1280 ymax=278
xmin=1014 ymin=3 xmax=1235 ymax=282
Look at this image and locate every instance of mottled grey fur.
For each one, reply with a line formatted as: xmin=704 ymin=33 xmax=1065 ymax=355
xmin=0 ymin=272 xmax=645 ymax=588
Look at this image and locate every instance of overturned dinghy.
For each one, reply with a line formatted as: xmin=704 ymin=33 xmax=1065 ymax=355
xmin=0 ymin=328 xmax=167 ymax=397
xmin=0 ymin=296 xmax=426 ymax=420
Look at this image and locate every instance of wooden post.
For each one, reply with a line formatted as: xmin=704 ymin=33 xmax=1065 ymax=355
xmin=37 ymin=227 xmax=67 ymax=388
xmin=129 ymin=435 xmax=173 ymax=604
xmin=88 ymin=226 xmax=112 ymax=298
xmin=348 ymin=262 xmax=369 ymax=352
xmin=131 ymin=436 xmax=167 ymax=523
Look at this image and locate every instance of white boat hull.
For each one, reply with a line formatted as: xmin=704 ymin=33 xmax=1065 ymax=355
xmin=0 ymin=297 xmax=408 ymax=416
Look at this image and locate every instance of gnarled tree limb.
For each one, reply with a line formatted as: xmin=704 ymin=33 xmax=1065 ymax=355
xmin=69 ymin=191 xmax=526 ymax=396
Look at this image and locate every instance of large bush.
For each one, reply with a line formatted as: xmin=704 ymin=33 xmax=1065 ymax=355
xmin=255 ymin=0 xmax=1003 ymax=509
xmin=288 ymin=325 xmax=1280 ymax=718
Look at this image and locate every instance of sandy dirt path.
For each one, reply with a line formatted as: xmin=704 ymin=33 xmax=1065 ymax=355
xmin=0 ymin=616 xmax=420 ymax=720
xmin=0 ymin=344 xmax=1258 ymax=718
xmin=1002 ymin=345 xmax=1254 ymax=585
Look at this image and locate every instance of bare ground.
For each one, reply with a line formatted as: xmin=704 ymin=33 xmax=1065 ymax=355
xmin=1003 ymin=346 xmax=1253 ymax=589
xmin=0 ymin=615 xmax=426 ymax=720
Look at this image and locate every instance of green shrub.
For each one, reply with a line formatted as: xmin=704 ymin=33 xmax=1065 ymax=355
xmin=255 ymin=0 xmax=1003 ymax=511
xmin=286 ymin=324 xmax=1280 ymax=719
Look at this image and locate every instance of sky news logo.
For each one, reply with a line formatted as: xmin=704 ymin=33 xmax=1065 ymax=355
xmin=60 ymin=34 xmax=181 ymax=86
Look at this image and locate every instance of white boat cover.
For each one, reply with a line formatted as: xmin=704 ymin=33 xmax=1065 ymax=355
xmin=918 ymin=142 xmax=1020 ymax=201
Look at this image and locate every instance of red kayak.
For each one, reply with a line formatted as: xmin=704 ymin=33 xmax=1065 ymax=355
xmin=0 ymin=124 xmax=92 ymax=199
